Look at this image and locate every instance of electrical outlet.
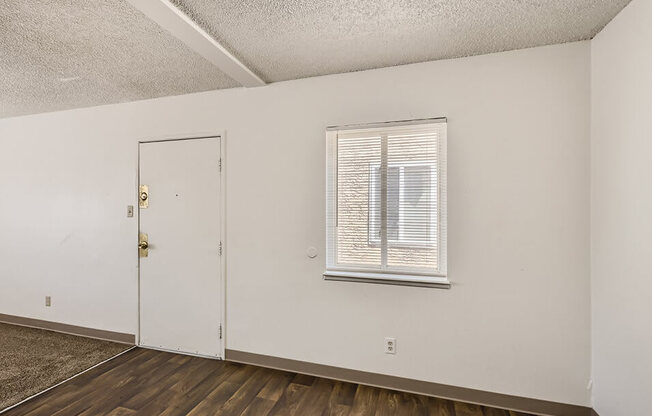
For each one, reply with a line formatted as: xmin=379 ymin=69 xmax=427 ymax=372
xmin=45 ymin=296 xmax=51 ymax=307
xmin=384 ymin=337 xmax=396 ymax=354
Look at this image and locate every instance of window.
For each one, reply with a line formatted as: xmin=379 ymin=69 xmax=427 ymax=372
xmin=325 ymin=119 xmax=448 ymax=288
xmin=369 ymin=163 xmax=436 ymax=247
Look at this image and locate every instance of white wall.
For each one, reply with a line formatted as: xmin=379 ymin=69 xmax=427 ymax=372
xmin=591 ymin=0 xmax=652 ymax=414
xmin=0 ymin=42 xmax=591 ymax=406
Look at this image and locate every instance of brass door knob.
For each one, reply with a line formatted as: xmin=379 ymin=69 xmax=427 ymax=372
xmin=138 ymin=232 xmax=149 ymax=257
xmin=139 ymin=185 xmax=149 ymax=208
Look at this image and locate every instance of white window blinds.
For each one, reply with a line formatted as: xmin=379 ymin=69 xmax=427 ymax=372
xmin=326 ymin=120 xmax=447 ymax=282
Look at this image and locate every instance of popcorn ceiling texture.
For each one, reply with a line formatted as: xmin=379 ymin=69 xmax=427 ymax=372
xmin=172 ymin=0 xmax=631 ymax=82
xmin=0 ymin=0 xmax=631 ymax=118
xmin=0 ymin=0 xmax=238 ymax=118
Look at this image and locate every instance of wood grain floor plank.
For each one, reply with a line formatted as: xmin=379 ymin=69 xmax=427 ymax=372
xmin=215 ymin=367 xmax=275 ymax=415
xmin=121 ymin=354 xmax=193 ymax=410
xmin=185 ymin=381 xmax=241 ymax=416
xmin=167 ymin=356 xmax=225 ymax=394
xmin=329 ymin=381 xmax=357 ymax=408
xmin=328 ymin=403 xmax=352 ymax=416
xmin=454 ymin=400 xmax=485 ymax=416
xmin=104 ymin=407 xmax=137 ymax=416
xmin=375 ymin=388 xmax=412 ymax=416
xmin=78 ymin=355 xmax=196 ymax=416
xmin=240 ymin=397 xmax=277 ymax=416
xmin=159 ymin=363 xmax=240 ymax=416
xmin=185 ymin=365 xmax=258 ymax=416
xmin=47 ymin=351 xmax=176 ymax=416
xmin=12 ymin=404 xmax=58 ymax=416
xmin=426 ymin=397 xmax=456 ymax=416
xmin=396 ymin=391 xmax=424 ymax=416
xmin=3 ymin=348 xmax=536 ymax=416
xmin=267 ymin=382 xmax=310 ymax=416
xmin=130 ymin=388 xmax=183 ymax=416
xmin=257 ymin=371 xmax=295 ymax=401
xmin=69 ymin=347 xmax=152 ymax=388
xmin=291 ymin=373 xmax=316 ymax=386
xmin=325 ymin=381 xmax=354 ymax=416
xmin=348 ymin=384 xmax=380 ymax=416
xmin=483 ymin=406 xmax=510 ymax=416
xmin=294 ymin=377 xmax=336 ymax=415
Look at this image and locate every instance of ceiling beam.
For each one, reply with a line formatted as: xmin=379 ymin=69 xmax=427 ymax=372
xmin=126 ymin=0 xmax=265 ymax=87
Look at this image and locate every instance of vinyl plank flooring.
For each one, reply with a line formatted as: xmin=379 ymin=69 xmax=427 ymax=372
xmin=430 ymin=397 xmax=456 ymax=416
xmin=3 ymin=348 xmax=536 ymax=416
xmin=327 ymin=381 xmax=357 ymax=413
xmin=293 ymin=377 xmax=335 ymax=414
xmin=257 ymin=371 xmax=295 ymax=402
xmin=105 ymin=407 xmax=137 ymax=416
xmin=348 ymin=384 xmax=381 ymax=416
xmin=240 ymin=397 xmax=277 ymax=416
xmin=454 ymin=401 xmax=485 ymax=416
xmin=159 ymin=362 xmax=240 ymax=416
xmin=266 ymin=382 xmax=310 ymax=416
xmin=79 ymin=354 xmax=195 ymax=416
xmin=215 ymin=367 xmax=275 ymax=415
xmin=7 ymin=350 xmax=145 ymax=416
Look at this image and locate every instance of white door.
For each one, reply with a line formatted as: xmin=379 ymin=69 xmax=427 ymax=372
xmin=138 ymin=137 xmax=222 ymax=358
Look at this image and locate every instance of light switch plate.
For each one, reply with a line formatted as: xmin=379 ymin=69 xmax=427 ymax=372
xmin=127 ymin=205 xmax=134 ymax=217
xmin=45 ymin=296 xmax=51 ymax=307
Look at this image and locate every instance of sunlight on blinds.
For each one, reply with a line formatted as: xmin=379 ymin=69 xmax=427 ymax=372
xmin=327 ymin=121 xmax=447 ymax=277
xmin=336 ymin=133 xmax=382 ymax=267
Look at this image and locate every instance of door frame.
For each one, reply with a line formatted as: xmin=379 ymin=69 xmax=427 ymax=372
xmin=136 ymin=131 xmax=226 ymax=359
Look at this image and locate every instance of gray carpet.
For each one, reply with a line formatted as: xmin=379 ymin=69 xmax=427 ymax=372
xmin=0 ymin=322 xmax=131 ymax=410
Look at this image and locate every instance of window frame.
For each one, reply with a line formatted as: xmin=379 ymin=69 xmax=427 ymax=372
xmin=324 ymin=118 xmax=449 ymax=289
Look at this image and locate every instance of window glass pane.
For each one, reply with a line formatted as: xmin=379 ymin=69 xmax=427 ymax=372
xmin=336 ymin=135 xmax=381 ymax=267
xmin=369 ymin=166 xmax=399 ymax=243
xmin=400 ymin=165 xmax=431 ymax=243
xmin=386 ymin=133 xmax=438 ymax=270
xmin=387 ymin=167 xmax=400 ymax=241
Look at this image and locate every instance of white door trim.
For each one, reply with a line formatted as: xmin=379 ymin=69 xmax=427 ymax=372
xmin=136 ymin=131 xmax=226 ymax=359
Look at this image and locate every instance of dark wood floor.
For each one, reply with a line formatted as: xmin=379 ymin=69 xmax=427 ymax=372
xmin=4 ymin=348 xmax=533 ymax=416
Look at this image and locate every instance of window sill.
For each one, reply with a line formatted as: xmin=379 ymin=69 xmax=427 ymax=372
xmin=323 ymin=271 xmax=450 ymax=289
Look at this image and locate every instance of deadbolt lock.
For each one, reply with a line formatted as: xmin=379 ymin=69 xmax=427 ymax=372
xmin=139 ymin=185 xmax=149 ymax=208
xmin=139 ymin=233 xmax=149 ymax=257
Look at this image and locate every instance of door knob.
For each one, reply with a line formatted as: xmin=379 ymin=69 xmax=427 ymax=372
xmin=139 ymin=185 xmax=149 ymax=208
xmin=139 ymin=233 xmax=149 ymax=257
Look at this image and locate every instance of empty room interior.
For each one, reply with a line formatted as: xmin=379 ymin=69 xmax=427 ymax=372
xmin=0 ymin=0 xmax=649 ymax=415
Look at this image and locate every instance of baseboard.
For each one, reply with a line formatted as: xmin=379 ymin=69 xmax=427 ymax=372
xmin=0 ymin=313 xmax=135 ymax=344
xmin=226 ymin=349 xmax=592 ymax=416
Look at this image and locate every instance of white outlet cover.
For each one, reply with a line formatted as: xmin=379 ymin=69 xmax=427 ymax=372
xmin=384 ymin=337 xmax=396 ymax=354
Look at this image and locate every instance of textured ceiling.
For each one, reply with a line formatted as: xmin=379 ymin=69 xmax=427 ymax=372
xmin=0 ymin=0 xmax=238 ymax=118
xmin=172 ymin=0 xmax=631 ymax=82
xmin=1 ymin=0 xmax=632 ymax=118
